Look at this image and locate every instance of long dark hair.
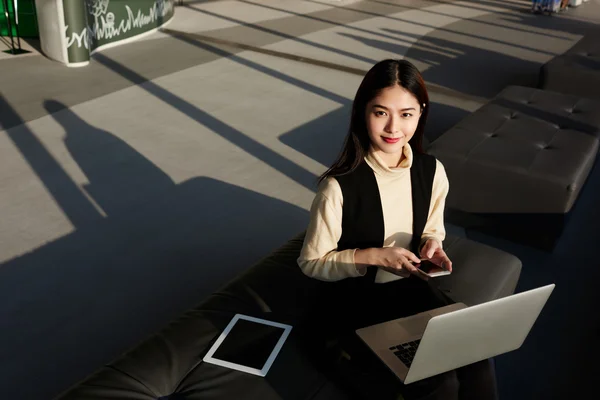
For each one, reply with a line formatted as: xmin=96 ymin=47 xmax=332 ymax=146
xmin=318 ymin=59 xmax=429 ymax=184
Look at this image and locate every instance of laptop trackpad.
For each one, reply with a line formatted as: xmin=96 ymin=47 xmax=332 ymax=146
xmin=398 ymin=314 xmax=430 ymax=336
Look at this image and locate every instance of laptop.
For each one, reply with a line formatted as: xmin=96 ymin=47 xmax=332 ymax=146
xmin=356 ymin=284 xmax=555 ymax=384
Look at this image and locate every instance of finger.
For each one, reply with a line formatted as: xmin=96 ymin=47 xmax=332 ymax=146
xmin=443 ymin=257 xmax=453 ymax=272
xmin=426 ymin=241 xmax=437 ymax=259
xmin=401 ymin=258 xmax=419 ymax=275
xmin=437 ymin=250 xmax=452 ymax=272
xmin=419 ymin=242 xmax=429 ymax=259
xmin=403 ymin=250 xmax=421 ymax=264
xmin=419 ymin=241 xmax=434 ymax=259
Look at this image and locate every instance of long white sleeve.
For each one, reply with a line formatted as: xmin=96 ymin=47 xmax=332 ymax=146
xmin=297 ymin=178 xmax=366 ymax=281
xmin=421 ymin=160 xmax=449 ymax=249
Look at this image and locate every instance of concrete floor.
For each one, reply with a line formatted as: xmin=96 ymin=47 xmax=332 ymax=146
xmin=0 ymin=0 xmax=599 ymax=398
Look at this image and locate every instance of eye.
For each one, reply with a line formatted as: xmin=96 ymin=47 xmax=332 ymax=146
xmin=402 ymin=113 xmax=413 ymax=118
xmin=374 ymin=111 xmax=387 ymax=117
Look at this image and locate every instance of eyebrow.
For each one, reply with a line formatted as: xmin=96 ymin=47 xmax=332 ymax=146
xmin=373 ymin=104 xmax=416 ymax=111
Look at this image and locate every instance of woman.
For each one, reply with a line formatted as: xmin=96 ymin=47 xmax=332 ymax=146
xmin=297 ymin=59 xmax=498 ymax=400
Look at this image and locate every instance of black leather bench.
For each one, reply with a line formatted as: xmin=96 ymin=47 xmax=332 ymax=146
xmin=54 ymin=232 xmax=521 ymax=400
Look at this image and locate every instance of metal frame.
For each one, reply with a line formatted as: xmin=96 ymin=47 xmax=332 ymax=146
xmin=1 ymin=0 xmax=22 ymax=54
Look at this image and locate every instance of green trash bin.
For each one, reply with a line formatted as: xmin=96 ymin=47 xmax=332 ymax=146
xmin=0 ymin=0 xmax=38 ymax=38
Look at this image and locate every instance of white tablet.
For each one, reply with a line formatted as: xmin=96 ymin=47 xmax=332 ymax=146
xmin=203 ymin=314 xmax=292 ymax=377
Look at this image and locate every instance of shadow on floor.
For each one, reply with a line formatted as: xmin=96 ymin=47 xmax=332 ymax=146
xmin=44 ymin=100 xmax=176 ymax=219
xmin=183 ymin=3 xmax=378 ymax=65
xmin=367 ymin=0 xmax=572 ymax=40
xmin=279 ymin=103 xmax=351 ymax=168
xmin=339 ymin=30 xmax=542 ymax=99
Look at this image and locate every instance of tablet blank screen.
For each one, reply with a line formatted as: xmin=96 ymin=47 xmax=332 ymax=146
xmin=212 ymin=319 xmax=286 ymax=370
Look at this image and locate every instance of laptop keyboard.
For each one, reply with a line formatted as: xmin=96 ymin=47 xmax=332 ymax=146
xmin=389 ymin=339 xmax=421 ymax=368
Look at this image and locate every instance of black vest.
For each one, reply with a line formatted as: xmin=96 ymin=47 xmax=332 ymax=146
xmin=334 ymin=153 xmax=437 ymax=282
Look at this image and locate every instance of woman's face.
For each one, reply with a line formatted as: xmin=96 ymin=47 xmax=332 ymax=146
xmin=365 ymin=85 xmax=422 ymax=164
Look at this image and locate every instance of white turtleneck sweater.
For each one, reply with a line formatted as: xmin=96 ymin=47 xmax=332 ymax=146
xmin=297 ymin=144 xmax=449 ymax=283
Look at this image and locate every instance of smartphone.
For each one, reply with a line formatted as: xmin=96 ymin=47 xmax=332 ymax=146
xmin=417 ymin=260 xmax=451 ymax=278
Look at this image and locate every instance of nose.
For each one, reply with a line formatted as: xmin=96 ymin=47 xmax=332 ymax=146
xmin=385 ymin=115 xmax=400 ymax=134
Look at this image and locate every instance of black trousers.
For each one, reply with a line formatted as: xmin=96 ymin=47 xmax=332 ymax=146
xmin=301 ymin=275 xmax=499 ymax=400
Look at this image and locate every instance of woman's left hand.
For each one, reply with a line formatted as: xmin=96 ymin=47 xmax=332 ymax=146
xmin=420 ymin=239 xmax=453 ymax=272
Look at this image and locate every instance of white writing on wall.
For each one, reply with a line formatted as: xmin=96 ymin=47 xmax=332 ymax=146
xmin=66 ymin=0 xmax=174 ymax=49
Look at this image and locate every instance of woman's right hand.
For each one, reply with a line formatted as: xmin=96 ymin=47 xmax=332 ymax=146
xmin=374 ymin=247 xmax=424 ymax=279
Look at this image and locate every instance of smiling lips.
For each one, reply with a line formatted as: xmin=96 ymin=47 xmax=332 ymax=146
xmin=382 ymin=137 xmax=401 ymax=144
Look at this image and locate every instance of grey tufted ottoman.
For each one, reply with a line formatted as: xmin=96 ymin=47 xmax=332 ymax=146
xmin=429 ymin=86 xmax=600 ymax=249
xmin=539 ymin=31 xmax=600 ymax=100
